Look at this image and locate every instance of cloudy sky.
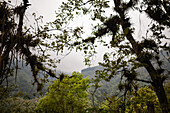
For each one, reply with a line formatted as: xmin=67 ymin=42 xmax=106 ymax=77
xmin=28 ymin=0 xmax=116 ymax=73
xmin=11 ymin=0 xmax=155 ymax=73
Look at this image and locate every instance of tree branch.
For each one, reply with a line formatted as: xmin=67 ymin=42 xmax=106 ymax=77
xmin=134 ymin=78 xmax=152 ymax=84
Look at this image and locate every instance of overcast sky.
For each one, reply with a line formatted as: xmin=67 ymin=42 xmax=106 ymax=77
xmin=27 ymin=0 xmax=115 ymax=73
xmin=12 ymin=0 xmax=165 ymax=73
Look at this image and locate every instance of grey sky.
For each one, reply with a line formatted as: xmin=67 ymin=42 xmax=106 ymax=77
xmin=27 ymin=0 xmax=111 ymax=73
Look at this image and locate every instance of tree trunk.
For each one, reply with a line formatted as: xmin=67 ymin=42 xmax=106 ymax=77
xmin=129 ymin=31 xmax=169 ymax=113
xmin=152 ymin=81 xmax=169 ymax=113
xmin=112 ymin=1 xmax=169 ymax=112
xmin=143 ymin=61 xmax=169 ymax=113
xmin=147 ymin=101 xmax=155 ymax=113
xmin=121 ymin=104 xmax=125 ymax=113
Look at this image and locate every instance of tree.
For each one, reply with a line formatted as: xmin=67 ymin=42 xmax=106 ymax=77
xmin=99 ymin=95 xmax=125 ymax=113
xmin=0 ymin=96 xmax=38 ymax=113
xmin=46 ymin=0 xmax=170 ymax=112
xmin=127 ymin=86 xmax=161 ymax=113
xmin=36 ymin=72 xmax=90 ymax=113
xmin=0 ymin=0 xmax=57 ymax=92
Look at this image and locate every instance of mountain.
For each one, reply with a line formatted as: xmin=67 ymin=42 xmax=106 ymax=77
xmin=2 ymin=62 xmax=61 ymax=98
xmin=81 ymin=66 xmax=121 ymax=103
xmin=81 ymin=61 xmax=170 ymax=102
xmin=3 ymin=50 xmax=169 ymax=99
xmin=81 ymin=66 xmax=104 ymax=78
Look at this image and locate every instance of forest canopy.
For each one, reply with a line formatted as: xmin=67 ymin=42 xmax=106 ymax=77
xmin=0 ymin=0 xmax=170 ymax=113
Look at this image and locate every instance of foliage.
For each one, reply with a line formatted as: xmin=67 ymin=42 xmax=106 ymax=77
xmin=36 ymin=72 xmax=90 ymax=113
xmin=0 ymin=0 xmax=170 ymax=112
xmin=48 ymin=0 xmax=170 ymax=112
xmin=99 ymin=96 xmax=124 ymax=113
xmin=82 ymin=66 xmax=120 ymax=105
xmin=0 ymin=84 xmax=17 ymax=100
xmin=98 ymin=86 xmax=162 ymax=113
xmin=0 ymin=0 xmax=57 ymax=91
xmin=0 ymin=66 xmax=168 ymax=113
xmin=127 ymin=86 xmax=161 ymax=113
xmin=0 ymin=97 xmax=38 ymax=113
xmin=164 ymin=82 xmax=170 ymax=103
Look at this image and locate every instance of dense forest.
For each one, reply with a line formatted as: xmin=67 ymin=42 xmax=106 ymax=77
xmin=0 ymin=0 xmax=170 ymax=113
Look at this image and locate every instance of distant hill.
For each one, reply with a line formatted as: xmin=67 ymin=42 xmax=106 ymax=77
xmin=81 ymin=60 xmax=170 ymax=102
xmin=81 ymin=66 xmax=104 ymax=78
xmin=3 ymin=50 xmax=169 ymax=99
xmin=3 ymin=62 xmax=61 ymax=98
xmin=81 ymin=66 xmax=121 ymax=102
